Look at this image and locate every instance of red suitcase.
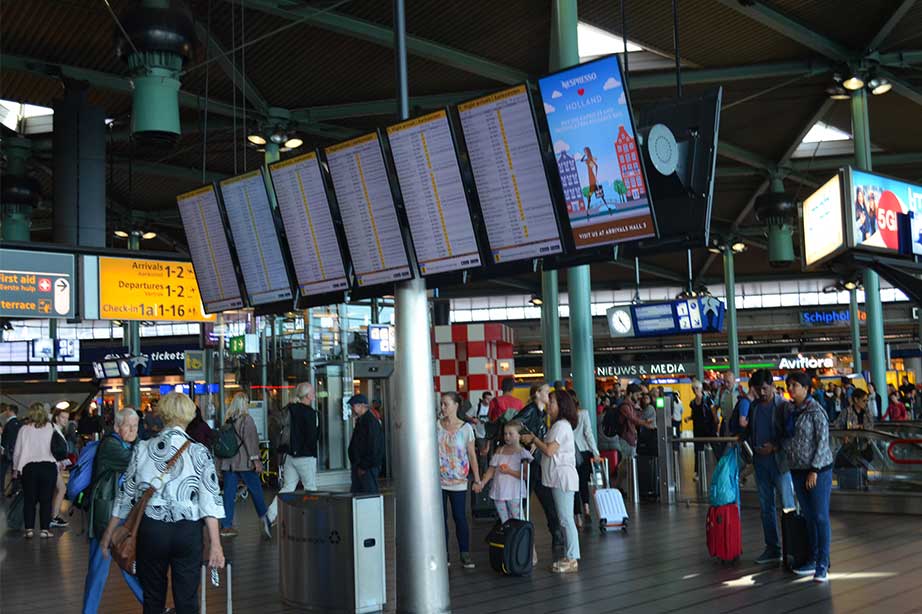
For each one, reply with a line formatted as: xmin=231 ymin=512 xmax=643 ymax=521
xmin=706 ymin=504 xmax=741 ymax=562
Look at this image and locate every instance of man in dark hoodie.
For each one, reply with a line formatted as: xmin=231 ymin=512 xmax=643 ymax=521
xmin=348 ymin=394 xmax=384 ymax=494
xmin=266 ymin=382 xmax=321 ymax=524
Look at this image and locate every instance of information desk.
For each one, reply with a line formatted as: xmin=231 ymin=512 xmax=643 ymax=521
xmin=386 ymin=110 xmax=482 ymax=276
xmin=175 ymin=185 xmax=244 ymax=313
xmin=457 ymin=86 xmax=562 ymax=265
xmin=325 ymin=133 xmax=412 ymax=288
xmin=217 ymin=170 xmax=294 ymax=306
xmin=268 ymin=152 xmax=350 ymax=298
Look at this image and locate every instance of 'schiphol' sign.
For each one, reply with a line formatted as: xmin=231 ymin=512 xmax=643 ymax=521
xmin=800 ymin=308 xmax=866 ymax=326
xmin=597 ymin=362 xmax=694 ymax=377
xmin=777 ymin=356 xmax=835 ymax=370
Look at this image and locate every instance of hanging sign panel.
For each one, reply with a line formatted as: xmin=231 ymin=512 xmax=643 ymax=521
xmin=537 ymin=54 xmax=656 ymax=249
xmin=324 ymin=133 xmax=413 ymax=288
xmin=457 ymin=86 xmax=563 ymax=264
xmin=97 ymin=257 xmax=215 ymax=322
xmin=176 ymin=185 xmax=245 ymax=313
xmin=0 ymin=249 xmax=75 ymax=319
xmin=268 ymin=152 xmax=350 ymax=297
xmin=217 ymin=170 xmax=295 ymax=306
xmin=802 ymin=174 xmax=846 ymax=268
xmin=849 ymin=168 xmax=922 ymax=255
xmin=386 ymin=110 xmax=482 ymax=276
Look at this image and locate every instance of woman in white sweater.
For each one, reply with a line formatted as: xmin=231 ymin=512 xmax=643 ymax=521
xmin=12 ymin=403 xmax=58 ymax=538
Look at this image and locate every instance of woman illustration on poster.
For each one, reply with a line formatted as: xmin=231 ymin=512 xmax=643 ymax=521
xmin=580 ymin=147 xmax=609 ymax=219
xmin=855 ymin=186 xmax=871 ymax=241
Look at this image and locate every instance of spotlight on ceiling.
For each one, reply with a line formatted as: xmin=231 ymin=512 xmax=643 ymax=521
xmin=842 ymin=279 xmax=859 ymax=291
xmin=529 ymin=294 xmax=543 ymax=306
xmin=55 ymin=400 xmax=71 ymax=410
xmin=731 ymin=241 xmax=747 ymax=253
xmin=141 ymin=231 xmax=158 ymax=240
xmin=842 ymin=74 xmax=865 ymax=91
xmin=114 ymin=230 xmax=129 ymax=238
xmin=707 ymin=239 xmax=723 ymax=254
xmin=247 ymin=134 xmax=267 ymax=146
xmin=869 ymin=78 xmax=891 ymax=95
xmin=284 ymin=137 xmax=303 ymax=149
xmin=826 ymin=85 xmax=850 ymax=100
xmin=270 ymin=132 xmax=287 ymax=145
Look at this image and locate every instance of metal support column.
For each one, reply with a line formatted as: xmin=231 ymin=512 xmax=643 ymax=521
xmin=723 ymin=248 xmax=739 ymax=378
xmin=541 ymin=271 xmax=562 ymax=384
xmin=217 ymin=313 xmax=225 ymax=422
xmin=126 ymin=232 xmax=141 ymax=408
xmin=393 ymin=1 xmax=450 ymax=611
xmin=48 ymin=319 xmax=58 ymax=383
xmin=265 ymin=141 xmax=280 ymax=165
xmin=551 ymin=0 xmax=595 ymax=426
xmin=852 ymin=88 xmax=887 ymax=413
xmin=694 ymin=335 xmax=704 ymax=382
xmin=850 ymin=289 xmax=862 ymax=374
xmin=261 ymin=316 xmax=269 ymax=399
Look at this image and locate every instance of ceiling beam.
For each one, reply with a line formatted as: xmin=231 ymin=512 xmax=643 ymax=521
xmin=712 ymin=0 xmax=852 ymax=61
xmin=290 ymin=91 xmax=490 ymax=122
xmin=867 ymin=0 xmax=917 ymax=52
xmin=789 ymin=151 xmax=922 ymax=171
xmin=879 ymin=70 xmax=922 ymax=107
xmin=718 ymin=142 xmax=819 ymax=187
xmin=110 ymin=159 xmax=228 ymax=183
xmin=611 ymin=258 xmax=686 ymax=283
xmin=629 ymin=60 xmax=831 ymax=89
xmin=878 ymin=49 xmax=922 ymax=66
xmin=230 ymin=0 xmax=529 ymax=84
xmin=193 ymin=22 xmax=270 ymax=116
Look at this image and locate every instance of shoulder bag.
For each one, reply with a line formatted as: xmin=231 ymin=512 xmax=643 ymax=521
xmin=110 ymin=439 xmax=191 ymax=575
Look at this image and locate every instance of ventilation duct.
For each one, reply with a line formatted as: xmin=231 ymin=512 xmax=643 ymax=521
xmin=754 ymin=191 xmax=796 ymax=267
xmin=115 ymin=0 xmax=195 ymax=148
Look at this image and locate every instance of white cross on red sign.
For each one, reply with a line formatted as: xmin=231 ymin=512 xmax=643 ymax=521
xmin=38 ymin=278 xmax=52 ymax=292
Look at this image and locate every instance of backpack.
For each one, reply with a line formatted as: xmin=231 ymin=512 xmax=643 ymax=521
xmin=51 ymin=429 xmax=69 ymax=461
xmin=65 ymin=440 xmax=100 ymax=510
xmin=213 ymin=419 xmax=242 ymax=459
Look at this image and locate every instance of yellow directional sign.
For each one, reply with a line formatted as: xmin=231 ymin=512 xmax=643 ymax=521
xmin=98 ymin=257 xmax=215 ymax=322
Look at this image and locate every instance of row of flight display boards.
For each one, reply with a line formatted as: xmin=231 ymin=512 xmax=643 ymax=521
xmin=177 ymin=54 xmax=718 ymax=315
xmin=802 ymin=167 xmax=922 ymax=268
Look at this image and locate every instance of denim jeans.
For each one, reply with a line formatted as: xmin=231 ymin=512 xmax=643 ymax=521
xmin=83 ymin=536 xmax=144 ymax=613
xmin=753 ymin=457 xmax=795 ymax=551
xmin=551 ymin=488 xmax=580 ymax=560
xmin=792 ymin=468 xmax=832 ymax=570
xmin=442 ymin=489 xmax=470 ymax=554
xmin=221 ymin=470 xmax=268 ymax=528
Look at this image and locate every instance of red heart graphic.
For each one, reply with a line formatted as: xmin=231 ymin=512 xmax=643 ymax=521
xmin=577 ymin=88 xmax=585 ymax=96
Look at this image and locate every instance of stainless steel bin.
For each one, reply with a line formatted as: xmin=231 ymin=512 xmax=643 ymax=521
xmin=279 ymin=491 xmax=386 ymax=613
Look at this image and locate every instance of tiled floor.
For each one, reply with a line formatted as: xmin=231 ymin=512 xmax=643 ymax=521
xmin=3 ymin=484 xmax=922 ymax=613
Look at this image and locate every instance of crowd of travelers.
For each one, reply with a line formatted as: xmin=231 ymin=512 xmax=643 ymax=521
xmin=0 ymin=369 xmax=917 ymax=608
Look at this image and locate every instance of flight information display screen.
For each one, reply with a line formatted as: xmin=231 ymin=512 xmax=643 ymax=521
xmin=268 ymin=152 xmax=350 ymax=297
xmin=457 ymin=85 xmax=563 ymax=264
xmin=386 ymin=110 xmax=482 ymax=276
xmin=176 ymin=185 xmax=245 ymax=313
xmin=538 ymin=54 xmax=656 ymax=248
xmin=218 ymin=170 xmax=294 ymax=306
xmin=324 ymin=133 xmax=413 ymax=288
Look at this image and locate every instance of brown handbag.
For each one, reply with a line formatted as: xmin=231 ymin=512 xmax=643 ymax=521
xmin=110 ymin=440 xmax=191 ymax=575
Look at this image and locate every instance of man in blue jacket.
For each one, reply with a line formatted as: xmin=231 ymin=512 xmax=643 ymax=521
xmin=747 ymin=369 xmax=796 ymax=565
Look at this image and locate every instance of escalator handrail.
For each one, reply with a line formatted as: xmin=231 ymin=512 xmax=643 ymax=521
xmin=887 ymin=439 xmax=922 ymax=465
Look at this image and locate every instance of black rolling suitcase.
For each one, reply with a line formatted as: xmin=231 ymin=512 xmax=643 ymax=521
xmin=487 ymin=465 xmax=533 ymax=576
xmin=636 ymin=455 xmax=660 ymax=500
xmin=781 ymin=509 xmax=810 ymax=572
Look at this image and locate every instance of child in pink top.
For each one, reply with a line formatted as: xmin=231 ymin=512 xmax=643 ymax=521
xmin=476 ymin=421 xmax=533 ymax=521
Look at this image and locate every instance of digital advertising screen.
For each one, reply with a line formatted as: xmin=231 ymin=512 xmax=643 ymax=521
xmin=386 ymin=110 xmax=482 ymax=276
xmin=324 ymin=133 xmax=413 ymax=288
xmin=176 ymin=186 xmax=245 ymax=313
xmin=218 ymin=170 xmax=295 ymax=306
xmin=368 ymin=324 xmax=396 ymax=356
xmin=850 ymin=168 xmax=922 ymax=255
xmin=802 ymin=174 xmax=845 ymax=267
xmin=537 ymin=55 xmax=656 ymax=249
xmin=268 ymin=152 xmax=350 ymax=298
xmin=457 ymin=85 xmax=563 ymax=264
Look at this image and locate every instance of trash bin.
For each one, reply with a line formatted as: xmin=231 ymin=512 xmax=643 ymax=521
xmin=279 ymin=491 xmax=386 ymax=613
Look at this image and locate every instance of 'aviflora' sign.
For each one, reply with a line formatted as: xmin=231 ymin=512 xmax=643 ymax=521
xmin=777 ymin=356 xmax=835 ymax=370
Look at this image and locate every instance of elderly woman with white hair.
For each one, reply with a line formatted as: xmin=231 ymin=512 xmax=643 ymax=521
xmin=266 ymin=381 xmax=321 ymax=525
xmin=100 ymin=392 xmax=225 ymax=614
xmin=215 ymin=391 xmax=269 ymax=539
xmin=83 ymin=407 xmax=143 ymax=614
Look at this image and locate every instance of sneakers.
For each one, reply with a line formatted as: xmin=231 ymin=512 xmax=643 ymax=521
xmin=793 ymin=561 xmax=818 ymax=576
xmin=219 ymin=527 xmax=238 ymax=538
xmin=460 ymin=553 xmax=475 ymax=569
xmin=754 ymin=549 xmax=783 ymax=565
xmin=813 ymin=567 xmax=829 ymax=583
xmin=50 ymin=516 xmax=68 ymax=528
xmin=551 ymin=559 xmax=579 ymax=574
xmin=261 ymin=516 xmax=273 ymax=540
xmin=39 ymin=530 xmax=54 ymax=539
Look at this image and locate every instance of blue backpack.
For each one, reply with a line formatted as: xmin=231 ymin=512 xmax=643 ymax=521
xmin=66 ymin=440 xmax=100 ymax=509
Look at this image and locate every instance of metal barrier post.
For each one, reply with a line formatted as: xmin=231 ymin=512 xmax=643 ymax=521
xmin=697 ymin=449 xmax=709 ymax=500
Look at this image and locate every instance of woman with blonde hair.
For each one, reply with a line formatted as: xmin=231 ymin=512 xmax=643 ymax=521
xmin=101 ymin=392 xmax=224 ymax=613
xmin=217 ymin=391 xmax=269 ymax=538
xmin=12 ymin=403 xmax=58 ymax=538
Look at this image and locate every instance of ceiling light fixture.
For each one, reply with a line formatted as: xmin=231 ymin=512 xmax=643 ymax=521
xmin=114 ymin=230 xmax=129 ymax=238
xmin=842 ymin=74 xmax=865 ymax=91
xmin=141 ymin=231 xmax=158 ymax=240
xmin=284 ymin=137 xmax=303 ymax=149
xmin=731 ymin=241 xmax=747 ymax=253
xmin=529 ymin=294 xmax=543 ymax=306
xmin=270 ymin=132 xmax=287 ymax=145
xmin=826 ymin=85 xmax=850 ymax=100
xmin=869 ymin=78 xmax=891 ymax=95
xmin=247 ymin=134 xmax=267 ymax=146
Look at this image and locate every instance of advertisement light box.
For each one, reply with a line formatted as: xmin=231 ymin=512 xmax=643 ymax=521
xmin=802 ymin=174 xmax=846 ymax=268
xmin=849 ymin=168 xmax=922 ymax=256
